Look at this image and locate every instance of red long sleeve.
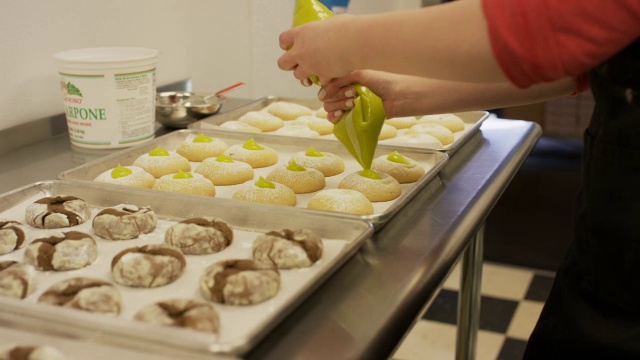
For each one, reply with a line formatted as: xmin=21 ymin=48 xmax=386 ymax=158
xmin=482 ymin=0 xmax=640 ymax=90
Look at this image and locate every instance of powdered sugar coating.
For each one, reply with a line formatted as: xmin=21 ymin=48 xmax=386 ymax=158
xmin=0 ymin=220 xmax=27 ymax=255
xmin=0 ymin=261 xmax=34 ymax=299
xmin=238 ymin=111 xmax=284 ymax=132
xmin=176 ymin=136 xmax=229 ymax=162
xmin=418 ymin=113 xmax=466 ymax=132
xmin=134 ymin=298 xmax=220 ymax=334
xmin=194 ymin=158 xmax=254 ymax=185
xmin=266 ymin=165 xmax=325 ymax=194
xmin=290 ymin=151 xmax=345 ymax=177
xmin=406 ymin=123 xmax=454 ymax=145
xmin=219 ymin=120 xmax=262 ymax=133
xmin=199 ymin=259 xmax=280 ymax=305
xmin=252 ymin=228 xmax=323 ymax=269
xmin=152 ymin=173 xmax=216 ymax=197
xmin=371 ymin=154 xmax=426 ymax=184
xmin=93 ymin=166 xmax=155 ymax=189
xmin=25 ymin=196 xmax=91 ymax=229
xmin=265 ymin=101 xmax=313 ymax=120
xmin=338 ymin=171 xmax=402 ymax=202
xmin=224 ymin=143 xmax=278 ymax=168
xmin=307 ymin=189 xmax=374 ymax=215
xmin=1 ymin=345 xmax=68 ymax=360
xmin=92 ymin=204 xmax=157 ymax=240
xmin=38 ymin=277 xmax=121 ymax=315
xmin=111 ymin=244 xmax=185 ymax=288
xmin=165 ymin=217 xmax=233 ymax=255
xmin=24 ymin=231 xmax=98 ymax=271
xmin=232 ymin=182 xmax=296 ymax=206
xmin=132 ymin=151 xmax=191 ymax=178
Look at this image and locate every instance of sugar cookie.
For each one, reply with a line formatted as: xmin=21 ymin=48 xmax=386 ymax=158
xmin=307 ymin=189 xmax=374 ymax=215
xmin=133 ymin=147 xmax=191 ymax=178
xmin=176 ymin=133 xmax=229 ymax=161
xmin=232 ymin=177 xmax=296 ymax=206
xmin=266 ymin=101 xmax=313 ymax=120
xmin=290 ymin=147 xmax=345 ymax=177
xmin=406 ymin=123 xmax=454 ymax=145
xmin=371 ymin=151 xmax=426 ymax=184
xmin=152 ymin=171 xmax=216 ymax=197
xmin=238 ymin=111 xmax=284 ymax=132
xmin=93 ymin=165 xmax=155 ymax=189
xmin=224 ymin=139 xmax=278 ymax=168
xmin=339 ymin=170 xmax=402 ymax=202
xmin=194 ymin=154 xmax=254 ymax=185
xmin=418 ymin=113 xmax=466 ymax=132
xmin=266 ymin=161 xmax=325 ymax=194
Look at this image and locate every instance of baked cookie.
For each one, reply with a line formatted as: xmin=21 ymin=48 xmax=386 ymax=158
xmin=1 ymin=346 xmax=68 ymax=360
xmin=253 ymin=228 xmax=323 ymax=269
xmin=165 ymin=217 xmax=233 ymax=255
xmin=378 ymin=123 xmax=398 ymax=140
xmin=265 ymin=101 xmax=313 ymax=120
xmin=93 ymin=165 xmax=156 ymax=189
xmin=380 ymin=133 xmax=443 ymax=148
xmin=232 ymin=177 xmax=296 ymax=206
xmin=38 ymin=277 xmax=121 ymax=315
xmin=290 ymin=147 xmax=345 ymax=177
xmin=272 ymin=124 xmax=320 ymax=138
xmin=266 ymin=161 xmax=325 ymax=194
xmin=406 ymin=123 xmax=454 ymax=145
xmin=314 ymin=107 xmax=328 ymax=119
xmin=111 ymin=244 xmax=186 ymax=288
xmin=0 ymin=261 xmax=33 ymax=299
xmin=386 ymin=116 xmax=417 ymax=129
xmin=92 ymin=204 xmax=157 ymax=240
xmin=133 ymin=147 xmax=191 ymax=178
xmin=0 ymin=220 xmax=27 ymax=255
xmin=152 ymin=171 xmax=216 ymax=197
xmin=134 ymin=298 xmax=220 ymax=334
xmin=194 ymin=154 xmax=254 ymax=186
xmin=176 ymin=133 xmax=229 ymax=162
xmin=224 ymin=139 xmax=278 ymax=168
xmin=199 ymin=259 xmax=280 ymax=305
xmin=237 ymin=111 xmax=284 ymax=132
xmin=24 ymin=231 xmax=97 ymax=271
xmin=288 ymin=115 xmax=334 ymax=135
xmin=218 ymin=120 xmax=262 ymax=134
xmin=307 ymin=189 xmax=374 ymax=215
xmin=371 ymin=151 xmax=426 ymax=184
xmin=339 ymin=170 xmax=402 ymax=202
xmin=418 ymin=113 xmax=466 ymax=132
xmin=25 ymin=196 xmax=91 ymax=229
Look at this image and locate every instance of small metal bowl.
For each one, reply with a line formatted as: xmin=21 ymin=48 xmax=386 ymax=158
xmin=156 ymin=91 xmax=226 ymax=128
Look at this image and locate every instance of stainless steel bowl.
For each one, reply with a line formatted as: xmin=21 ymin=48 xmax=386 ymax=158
xmin=156 ymin=91 xmax=226 ymax=128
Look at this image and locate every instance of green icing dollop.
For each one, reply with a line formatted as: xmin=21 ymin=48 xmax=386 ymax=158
xmin=305 ymin=146 xmax=324 ymax=157
xmin=173 ymin=170 xmax=193 ymax=179
xmin=255 ymin=176 xmax=275 ymax=189
xmin=111 ymin=164 xmax=132 ymax=179
xmin=243 ymin=138 xmax=264 ymax=150
xmin=359 ymin=169 xmax=382 ymax=180
xmin=149 ymin=147 xmax=169 ymax=156
xmin=193 ymin=133 xmax=213 ymax=143
xmin=216 ymin=154 xmax=234 ymax=163
xmin=387 ymin=151 xmax=410 ymax=165
xmin=286 ymin=160 xmax=306 ymax=171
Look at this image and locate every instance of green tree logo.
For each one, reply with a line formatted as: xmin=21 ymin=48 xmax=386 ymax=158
xmin=61 ymin=81 xmax=83 ymax=97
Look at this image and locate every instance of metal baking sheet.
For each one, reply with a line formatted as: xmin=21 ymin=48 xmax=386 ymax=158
xmin=188 ymin=96 xmax=489 ymax=155
xmin=0 ymin=180 xmax=373 ymax=357
xmin=58 ymin=129 xmax=448 ymax=227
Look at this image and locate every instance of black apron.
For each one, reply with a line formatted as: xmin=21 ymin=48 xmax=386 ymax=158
xmin=524 ymin=39 xmax=640 ymax=359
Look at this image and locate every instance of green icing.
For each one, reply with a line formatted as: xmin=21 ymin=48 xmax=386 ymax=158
xmin=173 ymin=170 xmax=193 ymax=179
xmin=359 ymin=169 xmax=382 ymax=180
xmin=243 ymin=138 xmax=264 ymax=150
xmin=255 ymin=176 xmax=276 ymax=189
xmin=149 ymin=147 xmax=169 ymax=156
xmin=287 ymin=160 xmax=306 ymax=171
xmin=216 ymin=154 xmax=234 ymax=163
xmin=387 ymin=151 xmax=410 ymax=165
xmin=193 ymin=133 xmax=213 ymax=143
xmin=305 ymin=146 xmax=324 ymax=157
xmin=111 ymin=164 xmax=132 ymax=179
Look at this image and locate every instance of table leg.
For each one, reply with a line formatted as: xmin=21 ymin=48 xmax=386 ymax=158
xmin=456 ymin=223 xmax=484 ymax=360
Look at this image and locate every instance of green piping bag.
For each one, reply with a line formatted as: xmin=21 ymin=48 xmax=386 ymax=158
xmin=292 ymin=0 xmax=386 ymax=170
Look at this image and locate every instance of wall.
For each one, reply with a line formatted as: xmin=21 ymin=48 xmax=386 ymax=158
xmin=0 ymin=0 xmax=421 ymax=132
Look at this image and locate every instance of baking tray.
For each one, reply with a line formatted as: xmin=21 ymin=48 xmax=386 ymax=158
xmin=0 ymin=180 xmax=373 ymax=358
xmin=188 ymin=96 xmax=489 ymax=155
xmin=58 ymin=129 xmax=448 ymax=227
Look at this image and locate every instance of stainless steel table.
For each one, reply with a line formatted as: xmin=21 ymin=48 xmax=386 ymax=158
xmin=0 ymin=112 xmax=540 ymax=359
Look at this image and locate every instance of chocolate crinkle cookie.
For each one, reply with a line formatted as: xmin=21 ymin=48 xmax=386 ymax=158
xmin=0 ymin=220 xmax=27 ymax=255
xmin=92 ymin=204 xmax=157 ymax=240
xmin=253 ymin=228 xmax=323 ymax=269
xmin=165 ymin=217 xmax=233 ymax=255
xmin=38 ymin=277 xmax=121 ymax=315
xmin=111 ymin=244 xmax=186 ymax=288
xmin=0 ymin=261 xmax=33 ymax=299
xmin=134 ymin=298 xmax=220 ymax=334
xmin=0 ymin=345 xmax=67 ymax=360
xmin=25 ymin=196 xmax=91 ymax=229
xmin=200 ymin=259 xmax=280 ymax=306
xmin=23 ymin=231 xmax=97 ymax=271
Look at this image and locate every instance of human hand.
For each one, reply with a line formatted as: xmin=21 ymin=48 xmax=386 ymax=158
xmin=278 ymin=14 xmax=357 ymax=87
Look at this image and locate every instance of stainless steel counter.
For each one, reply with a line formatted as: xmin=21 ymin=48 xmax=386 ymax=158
xmin=0 ymin=109 xmax=541 ymax=359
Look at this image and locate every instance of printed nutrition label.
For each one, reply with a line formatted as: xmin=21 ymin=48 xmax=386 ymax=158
xmin=115 ymin=69 xmax=156 ymax=144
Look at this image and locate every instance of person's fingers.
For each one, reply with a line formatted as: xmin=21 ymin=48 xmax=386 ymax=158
xmin=277 ymin=52 xmax=296 ymax=71
xmin=321 ymin=85 xmax=356 ymax=102
xmin=278 ymin=29 xmax=294 ymax=51
xmin=323 ymin=97 xmax=355 ymax=123
xmin=293 ymin=66 xmax=310 ymax=82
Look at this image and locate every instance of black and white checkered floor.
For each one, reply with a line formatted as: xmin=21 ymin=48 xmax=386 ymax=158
xmin=392 ymin=261 xmax=555 ymax=360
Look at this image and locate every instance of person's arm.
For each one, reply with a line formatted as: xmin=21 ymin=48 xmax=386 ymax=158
xmin=318 ymin=70 xmax=576 ymax=122
xmin=279 ymin=0 xmax=503 ymax=84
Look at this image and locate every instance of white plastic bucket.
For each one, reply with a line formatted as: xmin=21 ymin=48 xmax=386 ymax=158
xmin=54 ymin=47 xmax=159 ymax=149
